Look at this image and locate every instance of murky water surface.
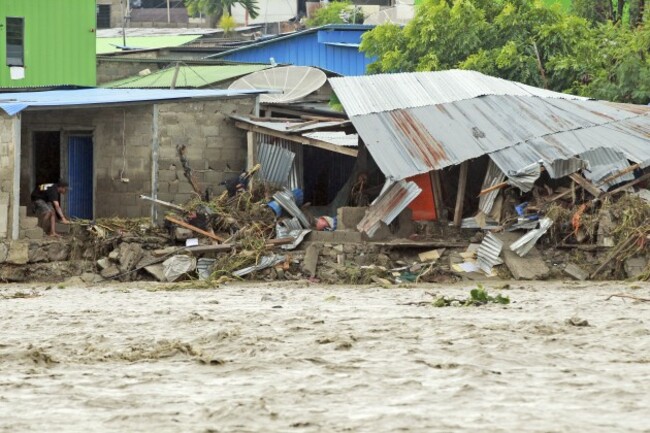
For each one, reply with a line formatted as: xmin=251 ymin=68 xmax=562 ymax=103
xmin=1 ymin=282 xmax=649 ymax=432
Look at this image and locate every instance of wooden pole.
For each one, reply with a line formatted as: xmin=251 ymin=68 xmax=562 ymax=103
xmin=453 ymin=161 xmax=469 ymax=227
xmin=170 ymin=62 xmax=180 ymax=89
xmin=429 ymin=170 xmax=444 ymax=222
xmin=165 ymin=215 xmax=225 ymax=243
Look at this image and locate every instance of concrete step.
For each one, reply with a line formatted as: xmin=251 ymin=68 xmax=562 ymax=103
xmin=55 ymin=222 xmax=71 ymax=234
xmin=20 ymin=216 xmax=39 ymax=230
xmin=19 ymin=205 xmax=27 ymax=220
xmin=20 ymin=227 xmax=44 ymax=240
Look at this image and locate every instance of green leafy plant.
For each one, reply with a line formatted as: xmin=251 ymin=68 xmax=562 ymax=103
xmin=433 ymin=284 xmax=510 ymax=307
xmin=307 ymin=1 xmax=364 ymax=27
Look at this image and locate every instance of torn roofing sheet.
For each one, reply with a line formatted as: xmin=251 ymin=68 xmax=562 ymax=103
xmin=257 ymin=142 xmax=295 ymax=187
xmin=357 ymin=180 xmax=422 ymax=237
xmin=330 ymin=70 xmax=650 ymax=182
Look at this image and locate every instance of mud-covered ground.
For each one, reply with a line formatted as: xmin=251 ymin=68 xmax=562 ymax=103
xmin=0 ymin=281 xmax=649 ymax=433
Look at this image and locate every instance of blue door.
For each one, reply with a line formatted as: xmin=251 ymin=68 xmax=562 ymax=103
xmin=68 ymin=135 xmax=93 ymax=219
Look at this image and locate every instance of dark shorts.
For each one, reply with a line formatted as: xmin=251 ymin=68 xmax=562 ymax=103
xmin=32 ymin=199 xmax=54 ymax=217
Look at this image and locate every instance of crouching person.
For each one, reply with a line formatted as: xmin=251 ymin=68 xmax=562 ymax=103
xmin=31 ymin=179 xmax=70 ymax=237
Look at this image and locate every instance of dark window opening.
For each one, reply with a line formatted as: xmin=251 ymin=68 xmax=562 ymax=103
xmin=6 ymin=17 xmax=24 ymax=67
xmin=96 ymin=5 xmax=111 ymax=29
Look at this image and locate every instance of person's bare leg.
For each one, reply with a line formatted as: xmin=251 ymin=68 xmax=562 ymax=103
xmin=47 ymin=211 xmax=59 ymax=237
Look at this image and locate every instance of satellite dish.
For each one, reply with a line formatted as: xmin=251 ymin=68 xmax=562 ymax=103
xmin=229 ymin=66 xmax=327 ymax=103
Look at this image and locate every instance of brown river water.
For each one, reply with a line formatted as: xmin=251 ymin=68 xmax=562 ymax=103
xmin=1 ymin=281 xmax=649 ymax=432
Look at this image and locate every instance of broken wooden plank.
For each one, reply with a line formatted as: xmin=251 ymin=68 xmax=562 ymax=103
xmin=569 ymin=173 xmax=601 ymax=197
xmin=139 ymin=195 xmax=185 ymax=212
xmin=165 ymin=216 xmax=225 ymax=243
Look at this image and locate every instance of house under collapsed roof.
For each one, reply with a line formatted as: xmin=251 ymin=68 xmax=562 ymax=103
xmin=330 ymin=70 xmax=650 ymax=235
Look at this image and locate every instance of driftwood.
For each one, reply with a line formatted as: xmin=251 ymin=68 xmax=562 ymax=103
xmin=605 ymin=293 xmax=650 ymax=302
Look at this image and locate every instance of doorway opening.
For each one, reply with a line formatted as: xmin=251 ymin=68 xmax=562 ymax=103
xmin=33 ymin=131 xmax=61 ymax=187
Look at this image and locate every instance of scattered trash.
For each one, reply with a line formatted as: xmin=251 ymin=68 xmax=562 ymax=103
xmin=233 ymin=255 xmax=285 ymax=277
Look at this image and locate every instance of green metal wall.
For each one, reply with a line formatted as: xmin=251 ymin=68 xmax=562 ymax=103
xmin=0 ymin=0 xmax=96 ymax=88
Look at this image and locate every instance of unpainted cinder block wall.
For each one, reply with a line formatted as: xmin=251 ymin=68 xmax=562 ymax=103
xmin=18 ymin=97 xmax=254 ymax=220
xmin=0 ymin=112 xmax=17 ymax=238
xmin=156 ymin=98 xmax=254 ymax=211
xmin=20 ymin=106 xmax=154 ymax=219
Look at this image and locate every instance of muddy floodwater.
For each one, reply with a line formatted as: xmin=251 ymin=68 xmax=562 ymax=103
xmin=1 ymin=281 xmax=649 ymax=433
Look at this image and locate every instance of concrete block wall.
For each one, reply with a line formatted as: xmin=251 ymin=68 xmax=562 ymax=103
xmin=0 ymin=113 xmax=16 ymax=238
xmin=156 ymin=98 xmax=254 ymax=208
xmin=97 ymin=59 xmax=163 ymax=85
xmin=21 ymin=106 xmax=154 ymax=219
xmin=17 ymin=97 xmax=254 ymax=223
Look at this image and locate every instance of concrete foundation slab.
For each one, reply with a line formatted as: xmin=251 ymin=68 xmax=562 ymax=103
xmin=497 ymin=233 xmax=550 ymax=280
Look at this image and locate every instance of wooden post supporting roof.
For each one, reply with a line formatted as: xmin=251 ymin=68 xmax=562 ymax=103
xmin=430 ymin=170 xmax=444 ymax=222
xmin=453 ymin=162 xmax=469 ymax=227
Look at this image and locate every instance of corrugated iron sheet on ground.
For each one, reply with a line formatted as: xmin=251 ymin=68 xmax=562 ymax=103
xmin=357 ymin=180 xmax=422 ymax=237
xmin=477 ymin=233 xmax=504 ymax=274
xmin=257 ymin=142 xmax=295 ymax=187
xmin=233 ymin=255 xmax=285 ymax=277
xmin=273 ymin=189 xmax=310 ymax=228
xmin=329 ymin=69 xmax=588 ymax=117
xmin=510 ymin=218 xmax=553 ymax=257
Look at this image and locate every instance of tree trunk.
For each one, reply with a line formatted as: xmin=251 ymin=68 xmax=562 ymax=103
xmin=207 ymin=12 xmax=222 ymax=28
xmin=616 ymin=0 xmax=625 ymax=22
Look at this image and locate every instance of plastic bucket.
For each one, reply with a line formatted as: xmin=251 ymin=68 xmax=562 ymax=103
xmin=291 ymin=188 xmax=304 ymax=207
xmin=267 ymin=200 xmax=282 ymax=217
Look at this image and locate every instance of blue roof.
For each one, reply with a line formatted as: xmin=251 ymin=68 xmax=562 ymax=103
xmin=206 ymin=25 xmax=376 ymax=76
xmin=0 ymin=88 xmax=270 ymax=116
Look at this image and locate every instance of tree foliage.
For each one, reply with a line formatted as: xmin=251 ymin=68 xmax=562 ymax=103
xmin=184 ymin=0 xmax=259 ymax=27
xmin=360 ymin=0 xmax=650 ymax=104
xmin=306 ymin=1 xmax=364 ymax=27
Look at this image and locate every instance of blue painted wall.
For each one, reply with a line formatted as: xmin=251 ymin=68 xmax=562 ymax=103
xmin=220 ymin=29 xmax=375 ymax=76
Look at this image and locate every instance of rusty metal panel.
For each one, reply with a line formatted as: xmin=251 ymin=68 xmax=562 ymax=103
xmin=357 ymin=180 xmax=421 ymax=237
xmin=255 ymin=133 xmax=303 ymax=190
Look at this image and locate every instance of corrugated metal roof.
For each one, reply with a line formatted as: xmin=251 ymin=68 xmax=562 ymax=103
xmin=104 ymin=64 xmax=271 ymax=89
xmin=351 ymin=93 xmax=650 ymax=180
xmin=231 ymin=114 xmax=350 ymax=133
xmin=0 ymin=88 xmax=270 ymax=116
xmin=357 ymin=180 xmax=422 ymax=237
xmin=97 ymin=28 xmax=224 ymax=38
xmin=303 ymin=131 xmax=358 ymax=147
xmin=330 ymin=69 xmax=588 ymax=117
xmin=96 ymin=35 xmax=202 ymax=54
xmin=207 ymin=24 xmax=375 ymax=59
xmin=580 ymin=147 xmax=635 ymax=190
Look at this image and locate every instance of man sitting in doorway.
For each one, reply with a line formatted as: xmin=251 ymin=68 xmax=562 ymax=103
xmin=31 ymin=179 xmax=70 ymax=237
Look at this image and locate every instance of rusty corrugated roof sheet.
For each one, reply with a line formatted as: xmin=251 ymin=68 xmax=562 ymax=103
xmin=331 ymin=70 xmax=650 ymax=182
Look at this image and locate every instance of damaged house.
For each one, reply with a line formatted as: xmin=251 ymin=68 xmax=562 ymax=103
xmin=0 ymin=88 xmax=271 ymax=240
xmin=329 ymin=70 xmax=650 ymax=238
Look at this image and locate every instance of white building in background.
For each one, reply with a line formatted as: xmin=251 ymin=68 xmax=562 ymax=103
xmin=231 ymin=0 xmax=298 ymax=25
